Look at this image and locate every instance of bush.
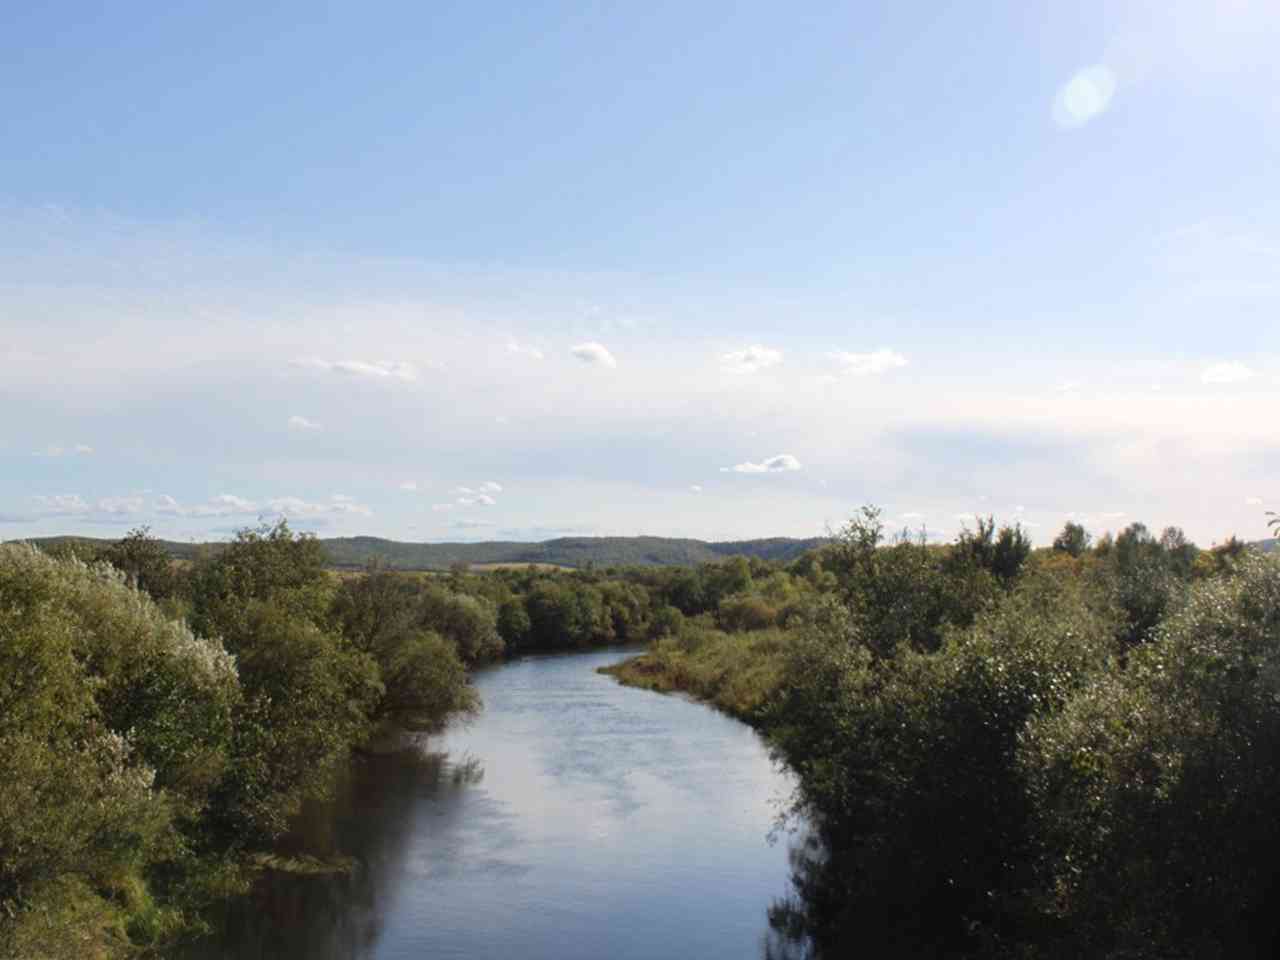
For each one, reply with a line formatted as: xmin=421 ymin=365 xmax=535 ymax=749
xmin=1022 ymin=554 xmax=1280 ymax=956
xmin=766 ymin=571 xmax=1117 ymax=953
xmin=717 ymin=594 xmax=778 ymax=632
xmin=0 ymin=545 xmax=236 ymax=956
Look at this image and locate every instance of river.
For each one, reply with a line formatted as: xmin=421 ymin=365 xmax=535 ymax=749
xmin=182 ymin=646 xmax=803 ymax=959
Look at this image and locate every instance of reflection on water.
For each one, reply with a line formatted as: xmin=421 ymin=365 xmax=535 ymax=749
xmin=181 ymin=647 xmax=803 ymax=960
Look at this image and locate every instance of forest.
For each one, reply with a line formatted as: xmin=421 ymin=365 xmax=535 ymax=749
xmin=2 ymin=511 xmax=1278 ymax=958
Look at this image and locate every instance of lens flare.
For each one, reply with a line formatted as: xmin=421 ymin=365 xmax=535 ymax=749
xmin=1053 ymin=65 xmax=1118 ymax=128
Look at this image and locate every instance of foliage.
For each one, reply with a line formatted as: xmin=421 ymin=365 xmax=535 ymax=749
xmin=600 ymin=623 xmax=791 ymax=721
xmin=1022 ymin=554 xmax=1280 ymax=956
xmin=330 ymin=567 xmax=479 ymax=730
xmin=1052 ymin=521 xmax=1091 ymax=557
xmin=0 ymin=545 xmax=235 ymax=957
xmin=97 ymin=525 xmax=179 ymax=601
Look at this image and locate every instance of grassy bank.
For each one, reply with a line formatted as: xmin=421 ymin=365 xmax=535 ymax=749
xmin=600 ymin=625 xmax=790 ymax=723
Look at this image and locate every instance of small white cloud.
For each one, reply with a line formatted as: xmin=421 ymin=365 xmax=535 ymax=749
xmin=1245 ymin=496 xmax=1264 ymax=506
xmin=288 ymin=415 xmax=322 ymax=431
xmin=1015 ymin=505 xmax=1026 ymax=513
xmin=431 ymin=503 xmax=455 ymax=512
xmin=452 ymin=486 xmax=475 ymax=495
xmin=828 ymin=348 xmax=908 ymax=376
xmin=900 ymin=511 xmax=925 ymax=520
xmin=97 ymin=495 xmax=145 ymax=515
xmin=291 ymin=357 xmax=419 ymax=381
xmin=479 ymin=481 xmax=503 ymax=493
xmin=331 ymin=493 xmax=354 ymax=503
xmin=720 ymin=453 xmax=803 ymax=474
xmin=151 ymin=494 xmax=260 ymax=518
xmin=721 ymin=344 xmax=782 ymax=374
xmin=689 ymin=484 xmax=704 ymax=493
xmin=570 ymin=342 xmax=617 ymax=368
xmin=268 ymin=495 xmax=372 ymax=518
xmin=399 ymin=480 xmax=419 ymax=492
xmin=1053 ymin=64 xmax=1117 ymax=128
xmin=457 ymin=493 xmax=496 ymax=506
xmin=1054 ymin=379 xmax=1084 ymax=394
xmin=33 ymin=443 xmax=93 ymax=457
xmin=507 ymin=340 xmax=545 ymax=361
xmin=1201 ymin=361 xmax=1255 ymax=385
xmin=31 ymin=494 xmax=90 ymax=515
xmin=194 ymin=494 xmax=260 ymax=517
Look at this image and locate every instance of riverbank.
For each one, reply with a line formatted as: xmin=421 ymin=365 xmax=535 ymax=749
xmin=598 ymin=626 xmax=789 ymax=725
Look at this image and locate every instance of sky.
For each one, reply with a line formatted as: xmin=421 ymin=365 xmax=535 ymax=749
xmin=2 ymin=0 xmax=1276 ymax=546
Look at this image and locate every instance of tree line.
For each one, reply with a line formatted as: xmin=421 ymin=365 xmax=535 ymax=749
xmin=609 ymin=508 xmax=1277 ymax=959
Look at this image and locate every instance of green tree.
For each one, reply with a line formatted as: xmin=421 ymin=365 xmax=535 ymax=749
xmin=1022 ymin=553 xmax=1280 ymax=954
xmin=1052 ymin=521 xmax=1091 ymax=557
xmin=98 ymin=525 xmax=176 ymax=602
xmin=329 ymin=567 xmax=478 ymax=731
xmin=0 ymin=545 xmax=239 ymax=956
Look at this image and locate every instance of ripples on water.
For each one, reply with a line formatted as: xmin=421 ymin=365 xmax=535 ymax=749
xmin=181 ymin=647 xmax=808 ymax=960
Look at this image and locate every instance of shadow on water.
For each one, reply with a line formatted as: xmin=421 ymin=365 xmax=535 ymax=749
xmin=181 ymin=745 xmax=485 ymax=960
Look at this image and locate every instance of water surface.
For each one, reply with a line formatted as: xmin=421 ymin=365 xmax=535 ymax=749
xmin=187 ymin=647 xmax=799 ymax=959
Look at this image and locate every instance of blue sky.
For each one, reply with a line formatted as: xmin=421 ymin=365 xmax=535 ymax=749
xmin=2 ymin=0 xmax=1276 ymax=545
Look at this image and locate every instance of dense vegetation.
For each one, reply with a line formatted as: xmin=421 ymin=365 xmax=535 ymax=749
xmin=607 ymin=508 xmax=1280 ymax=958
xmin=4 ymin=511 xmax=1276 ymax=958
xmin=0 ymin=521 xmax=825 ymax=956
xmin=20 ymin=532 xmax=828 ymax=571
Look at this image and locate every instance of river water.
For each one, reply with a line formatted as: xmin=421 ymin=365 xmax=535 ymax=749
xmin=184 ymin=646 xmax=802 ymax=959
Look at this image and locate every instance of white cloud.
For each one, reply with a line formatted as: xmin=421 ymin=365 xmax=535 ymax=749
xmin=720 ymin=453 xmax=803 ymax=474
xmin=153 ymin=493 xmax=259 ymax=517
xmin=267 ymin=495 xmax=372 ymax=518
xmin=900 ymin=511 xmax=925 ymax=520
xmin=828 ymin=348 xmax=908 ymax=376
xmin=690 ymin=484 xmax=704 ymax=493
xmin=194 ymin=494 xmax=260 ymax=517
xmin=31 ymin=494 xmax=90 ymax=515
xmin=1053 ymin=64 xmax=1117 ymax=128
xmin=1201 ymin=361 xmax=1255 ymax=384
xmin=97 ymin=495 xmax=145 ymax=515
xmin=287 ymin=415 xmax=322 ymax=431
xmin=721 ymin=344 xmax=782 ymax=374
xmin=431 ymin=503 xmax=455 ymax=512
xmin=455 ymin=481 xmax=502 ymax=497
xmin=399 ymin=480 xmax=419 ymax=492
xmin=457 ymin=493 xmax=496 ymax=506
xmin=291 ymin=357 xmax=419 ymax=381
xmin=507 ymin=340 xmax=545 ymax=360
xmin=1245 ymin=496 xmax=1264 ymax=506
xmin=33 ymin=443 xmax=93 ymax=457
xmin=570 ymin=342 xmax=617 ymax=368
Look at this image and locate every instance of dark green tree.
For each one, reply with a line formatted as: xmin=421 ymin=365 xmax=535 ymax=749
xmin=1052 ymin=521 xmax=1091 ymax=557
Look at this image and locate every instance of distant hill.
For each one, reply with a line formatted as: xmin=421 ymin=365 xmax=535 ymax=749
xmin=11 ymin=533 xmax=828 ymax=571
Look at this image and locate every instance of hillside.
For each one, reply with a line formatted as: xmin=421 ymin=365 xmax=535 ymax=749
xmin=13 ymin=533 xmax=828 ymax=570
